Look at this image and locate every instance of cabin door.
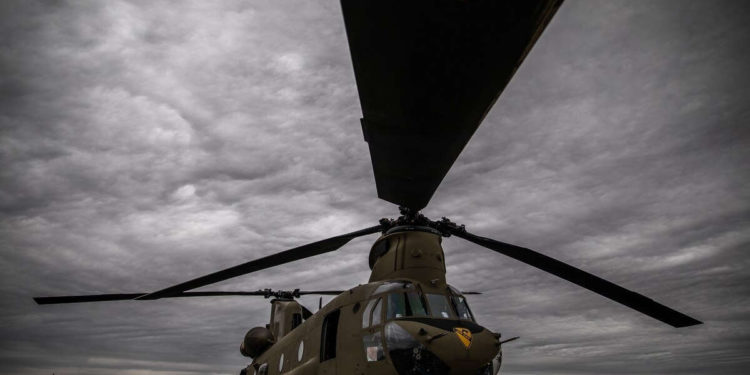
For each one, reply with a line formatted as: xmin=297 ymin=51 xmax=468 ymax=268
xmin=318 ymin=309 xmax=340 ymax=375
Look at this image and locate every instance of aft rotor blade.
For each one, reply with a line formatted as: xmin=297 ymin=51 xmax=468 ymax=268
xmin=34 ymin=290 xmax=347 ymax=305
xmin=341 ymin=0 xmax=564 ymax=210
xmin=449 ymin=228 xmax=702 ymax=328
xmin=34 ymin=291 xmax=265 ymax=305
xmin=298 ymin=290 xmax=344 ymax=296
xmin=34 ymin=293 xmax=145 ymax=305
xmin=137 ymin=225 xmax=383 ymax=300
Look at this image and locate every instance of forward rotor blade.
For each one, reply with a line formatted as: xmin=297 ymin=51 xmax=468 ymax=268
xmin=449 ymin=228 xmax=702 ymax=328
xmin=341 ymin=0 xmax=564 ymax=210
xmin=34 ymin=290 xmax=347 ymax=305
xmin=137 ymin=225 xmax=382 ymax=300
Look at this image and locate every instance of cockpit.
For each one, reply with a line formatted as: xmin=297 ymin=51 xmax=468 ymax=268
xmin=360 ymin=280 xmax=491 ymax=374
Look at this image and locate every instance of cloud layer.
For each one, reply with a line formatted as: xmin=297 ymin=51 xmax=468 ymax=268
xmin=1 ymin=0 xmax=749 ymax=374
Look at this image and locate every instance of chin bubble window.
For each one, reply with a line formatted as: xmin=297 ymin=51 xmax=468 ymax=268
xmin=362 ymin=331 xmax=385 ymax=362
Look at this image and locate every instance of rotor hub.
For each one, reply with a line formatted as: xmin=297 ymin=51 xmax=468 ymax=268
xmin=379 ymin=210 xmax=465 ymax=237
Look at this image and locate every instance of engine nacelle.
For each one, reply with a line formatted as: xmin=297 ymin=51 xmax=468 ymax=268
xmin=240 ymin=327 xmax=275 ymax=358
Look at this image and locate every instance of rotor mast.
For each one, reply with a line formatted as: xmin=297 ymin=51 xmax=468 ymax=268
xmin=368 ymin=208 xmax=446 ymax=285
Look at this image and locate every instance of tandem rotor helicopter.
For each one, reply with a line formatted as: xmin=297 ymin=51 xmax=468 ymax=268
xmin=35 ymin=1 xmax=702 ymax=374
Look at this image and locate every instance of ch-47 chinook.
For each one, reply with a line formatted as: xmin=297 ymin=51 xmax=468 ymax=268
xmin=34 ymin=0 xmax=703 ymax=374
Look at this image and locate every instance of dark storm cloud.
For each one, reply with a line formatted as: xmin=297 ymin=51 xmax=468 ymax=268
xmin=434 ymin=2 xmax=750 ymax=374
xmin=1 ymin=0 xmax=749 ymax=374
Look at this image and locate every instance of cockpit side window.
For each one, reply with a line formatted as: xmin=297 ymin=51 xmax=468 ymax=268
xmin=451 ymin=295 xmax=474 ymax=321
xmin=371 ymin=298 xmax=383 ymax=326
xmin=447 ymin=285 xmax=475 ymax=321
xmin=362 ymin=298 xmax=377 ymax=328
xmin=361 ymin=297 xmax=385 ymax=362
xmin=362 ymin=297 xmax=383 ymax=328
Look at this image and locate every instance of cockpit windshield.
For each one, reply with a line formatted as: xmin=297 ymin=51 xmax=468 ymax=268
xmin=387 ymin=291 xmax=428 ymax=319
xmin=369 ymin=281 xmax=475 ymax=322
xmin=425 ymin=293 xmax=454 ymax=319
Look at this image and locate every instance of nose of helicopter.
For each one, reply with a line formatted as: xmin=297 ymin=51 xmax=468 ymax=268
xmin=384 ymin=319 xmax=499 ymax=375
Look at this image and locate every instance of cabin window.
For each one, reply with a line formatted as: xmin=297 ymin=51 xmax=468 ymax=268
xmin=257 ymin=363 xmax=267 ymax=375
xmin=320 ymin=309 xmax=340 ymax=361
xmin=297 ymin=340 xmax=304 ymax=362
xmin=278 ymin=353 xmax=284 ymax=372
xmin=426 ymin=294 xmax=455 ymax=318
xmin=362 ymin=331 xmax=385 ymax=362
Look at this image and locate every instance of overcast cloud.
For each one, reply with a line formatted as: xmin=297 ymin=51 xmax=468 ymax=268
xmin=1 ymin=1 xmax=749 ymax=374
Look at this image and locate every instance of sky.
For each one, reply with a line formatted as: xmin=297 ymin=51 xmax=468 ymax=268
xmin=1 ymin=0 xmax=749 ymax=374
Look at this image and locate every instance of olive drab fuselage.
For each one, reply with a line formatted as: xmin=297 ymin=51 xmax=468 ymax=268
xmin=243 ymin=229 xmax=503 ymax=375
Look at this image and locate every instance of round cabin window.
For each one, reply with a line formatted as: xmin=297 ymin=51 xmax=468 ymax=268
xmin=279 ymin=353 xmax=284 ymax=372
xmin=298 ymin=340 xmax=304 ymax=362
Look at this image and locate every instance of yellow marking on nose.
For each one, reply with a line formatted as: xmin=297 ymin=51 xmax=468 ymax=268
xmin=453 ymin=327 xmax=472 ymax=349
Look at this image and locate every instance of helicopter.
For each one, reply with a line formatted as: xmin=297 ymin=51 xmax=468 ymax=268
xmin=33 ymin=1 xmax=703 ymax=375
